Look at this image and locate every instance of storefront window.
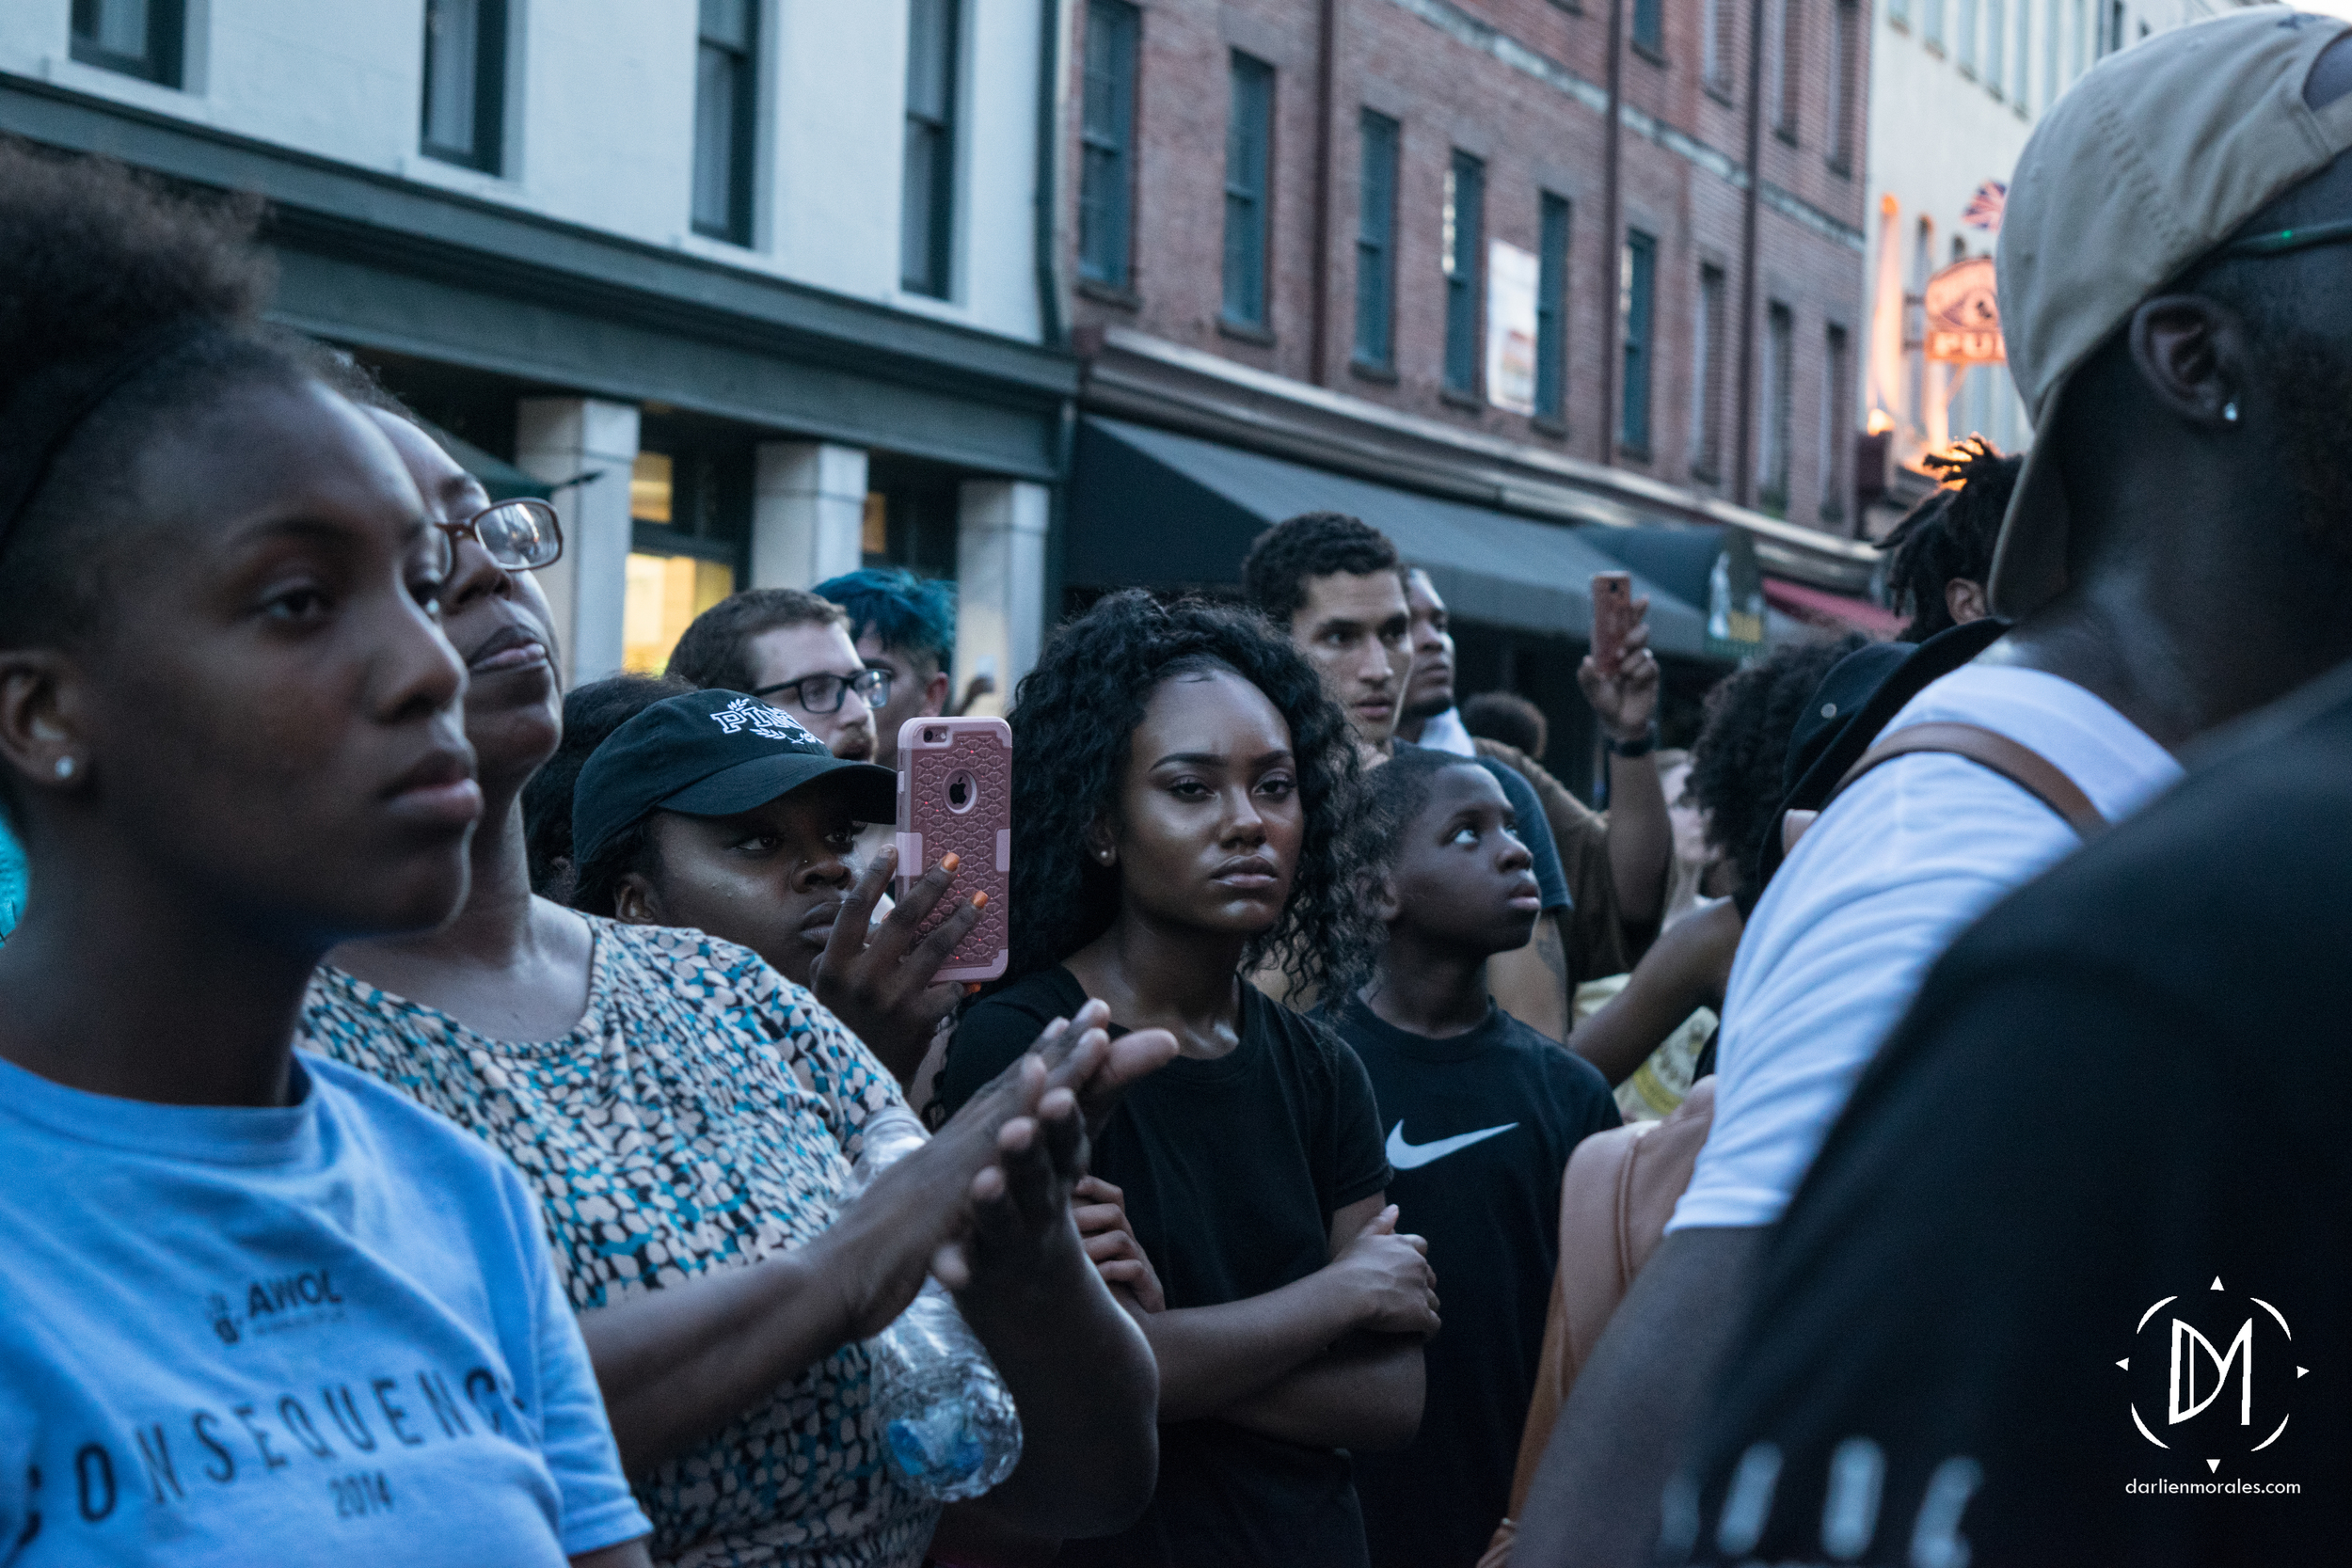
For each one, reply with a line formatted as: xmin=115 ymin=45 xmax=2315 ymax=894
xmin=631 ymin=451 xmax=675 ymax=524
xmin=624 ymin=552 xmax=734 ymax=673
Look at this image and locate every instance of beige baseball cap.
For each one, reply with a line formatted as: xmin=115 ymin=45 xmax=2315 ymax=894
xmin=1992 ymin=6 xmax=2352 ymax=616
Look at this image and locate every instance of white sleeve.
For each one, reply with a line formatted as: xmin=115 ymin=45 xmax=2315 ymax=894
xmin=1667 ymin=758 xmax=2083 ymax=1233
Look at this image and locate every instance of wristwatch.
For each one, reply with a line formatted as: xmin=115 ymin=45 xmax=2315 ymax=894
xmin=1608 ymin=724 xmax=1660 ymax=759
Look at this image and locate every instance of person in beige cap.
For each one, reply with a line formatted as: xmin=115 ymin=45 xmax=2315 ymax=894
xmin=1508 ymin=10 xmax=2352 ymax=1565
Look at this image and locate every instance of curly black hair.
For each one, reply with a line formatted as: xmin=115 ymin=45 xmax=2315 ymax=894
xmin=1239 ymin=512 xmax=1401 ymax=628
xmin=1688 ymin=633 xmax=1867 ymax=906
xmin=0 ymin=138 xmax=296 ymax=829
xmin=1879 ymin=437 xmax=2017 ymax=641
xmin=522 ymin=673 xmax=691 ymax=904
xmin=997 ymin=590 xmax=1372 ymax=998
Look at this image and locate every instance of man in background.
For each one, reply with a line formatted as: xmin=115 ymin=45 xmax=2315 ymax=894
xmin=815 ymin=567 xmax=955 ymax=770
xmin=1241 ymin=512 xmax=1578 ymax=1035
xmin=667 ymin=588 xmax=883 ymax=763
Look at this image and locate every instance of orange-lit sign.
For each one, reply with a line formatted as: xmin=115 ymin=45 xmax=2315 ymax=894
xmin=1923 ymin=256 xmax=2004 ymax=364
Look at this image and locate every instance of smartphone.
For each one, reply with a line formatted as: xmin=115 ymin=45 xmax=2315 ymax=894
xmin=1590 ymin=571 xmax=1637 ymax=676
xmin=896 ymin=716 xmax=1012 ymax=982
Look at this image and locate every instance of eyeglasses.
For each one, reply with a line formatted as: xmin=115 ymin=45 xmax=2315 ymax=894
xmin=2217 ymin=217 xmax=2352 ymax=261
xmin=435 ymin=499 xmax=564 ymax=572
xmin=750 ymin=667 xmax=892 ymax=714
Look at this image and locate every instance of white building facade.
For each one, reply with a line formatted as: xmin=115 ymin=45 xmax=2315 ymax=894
xmin=1862 ymin=0 xmax=2256 ymax=510
xmin=1 ymin=0 xmax=1073 ymax=696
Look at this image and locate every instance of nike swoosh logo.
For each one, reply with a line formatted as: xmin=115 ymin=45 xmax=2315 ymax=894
xmin=1386 ymin=1120 xmax=1518 ymax=1170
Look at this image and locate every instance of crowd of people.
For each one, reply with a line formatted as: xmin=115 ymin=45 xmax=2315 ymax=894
xmin=3 ymin=10 xmax=2349 ymax=1567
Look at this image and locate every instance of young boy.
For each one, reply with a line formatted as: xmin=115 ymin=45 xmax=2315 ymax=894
xmin=1325 ymin=749 xmax=1622 ymax=1568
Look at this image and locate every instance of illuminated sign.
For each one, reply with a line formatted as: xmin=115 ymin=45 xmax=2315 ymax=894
xmin=1923 ymin=256 xmax=2004 ymax=364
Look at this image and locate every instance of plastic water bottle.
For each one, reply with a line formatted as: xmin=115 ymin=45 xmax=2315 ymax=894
xmin=843 ymin=1109 xmax=1023 ymax=1502
xmin=865 ymin=1278 xmax=1024 ymax=1501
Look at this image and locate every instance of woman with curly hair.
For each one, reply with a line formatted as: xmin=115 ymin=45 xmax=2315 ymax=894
xmin=938 ymin=591 xmax=1441 ymax=1568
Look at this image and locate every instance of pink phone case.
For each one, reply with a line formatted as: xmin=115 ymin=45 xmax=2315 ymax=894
xmin=895 ymin=717 xmax=1012 ymax=982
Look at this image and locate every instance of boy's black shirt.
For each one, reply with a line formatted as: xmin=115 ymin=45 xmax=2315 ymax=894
xmin=940 ymin=965 xmax=1392 ymax=1568
xmin=1325 ymin=994 xmax=1621 ymax=1568
xmin=1678 ymin=662 xmax=2352 ymax=1567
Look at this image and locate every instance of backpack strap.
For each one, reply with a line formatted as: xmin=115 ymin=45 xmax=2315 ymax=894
xmin=1822 ymin=721 xmax=2107 ymax=837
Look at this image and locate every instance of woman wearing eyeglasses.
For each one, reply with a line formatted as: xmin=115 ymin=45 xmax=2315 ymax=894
xmin=667 ymin=589 xmax=893 ymax=763
xmin=303 ymin=392 xmax=1168 ymax=1568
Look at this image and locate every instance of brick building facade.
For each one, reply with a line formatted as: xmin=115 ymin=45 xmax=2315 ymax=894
xmin=1063 ymin=0 xmax=1872 ymax=533
xmin=1052 ymin=0 xmax=1887 ymax=774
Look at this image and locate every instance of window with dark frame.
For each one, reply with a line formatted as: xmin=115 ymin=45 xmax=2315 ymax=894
xmin=902 ymin=0 xmax=961 ymax=297
xmin=1775 ymin=0 xmax=1803 ymax=138
xmin=1354 ymin=111 xmax=1401 ymax=370
xmin=1632 ymin=0 xmax=1664 ymax=55
xmin=1759 ymin=301 xmax=1795 ymax=511
xmin=1078 ymin=0 xmax=1140 ymax=290
xmin=1222 ymin=52 xmax=1275 ymax=330
xmin=1535 ymin=193 xmax=1571 ymax=421
xmin=1692 ymin=262 xmax=1727 ymax=480
xmin=1704 ymin=0 xmax=1735 ymax=87
xmin=692 ymin=0 xmax=758 ymax=244
xmin=1827 ymin=0 xmax=1859 ymax=170
xmin=1442 ymin=150 xmax=1486 ymax=395
xmin=419 ymin=0 xmax=504 ymax=170
xmin=1821 ymin=324 xmax=1851 ymax=524
xmin=1619 ymin=230 xmax=1657 ymax=455
xmin=72 ymin=0 xmax=185 ymax=87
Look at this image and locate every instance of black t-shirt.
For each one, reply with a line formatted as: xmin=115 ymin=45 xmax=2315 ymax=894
xmin=1327 ymin=997 xmax=1621 ymax=1568
xmin=1677 ymin=665 xmax=2352 ymax=1567
xmin=940 ymin=965 xmax=1394 ymax=1568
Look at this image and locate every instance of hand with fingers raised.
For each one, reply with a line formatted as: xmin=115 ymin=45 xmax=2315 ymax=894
xmin=1578 ymin=602 xmax=1662 ymax=745
xmin=808 ymin=846 xmax=988 ymax=1088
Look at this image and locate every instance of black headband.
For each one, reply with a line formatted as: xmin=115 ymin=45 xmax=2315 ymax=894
xmin=0 ymin=319 xmax=215 ymax=562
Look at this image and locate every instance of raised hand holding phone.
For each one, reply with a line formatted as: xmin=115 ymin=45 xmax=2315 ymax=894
xmin=1581 ymin=572 xmax=1661 ymax=743
xmin=896 ymin=717 xmax=1012 ymax=982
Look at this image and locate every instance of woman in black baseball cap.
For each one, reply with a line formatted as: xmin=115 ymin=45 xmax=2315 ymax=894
xmin=306 ymin=402 xmax=1169 ymax=1568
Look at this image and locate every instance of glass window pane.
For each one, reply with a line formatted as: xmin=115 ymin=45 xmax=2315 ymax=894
xmin=98 ymin=0 xmax=151 ymax=55
xmin=699 ymin=0 xmax=751 ymax=49
xmin=1355 ymin=113 xmax=1398 ymax=366
xmin=902 ymin=0 xmax=959 ymax=294
xmin=1221 ymin=55 xmax=1271 ymax=325
xmin=625 ymin=554 xmax=736 ymax=674
xmin=1079 ymin=0 xmax=1137 ymax=287
xmin=1536 ymin=193 xmax=1570 ymax=418
xmin=1444 ymin=153 xmax=1484 ymax=392
xmin=424 ymin=0 xmax=482 ymax=155
xmin=907 ymin=0 xmax=952 ymax=123
xmin=692 ymin=42 xmax=737 ymax=232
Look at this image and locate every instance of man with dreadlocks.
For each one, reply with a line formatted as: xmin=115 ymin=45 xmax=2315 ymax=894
xmin=1878 ymin=435 xmax=2019 ymax=642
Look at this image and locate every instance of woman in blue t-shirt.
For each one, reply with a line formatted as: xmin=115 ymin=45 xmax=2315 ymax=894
xmin=939 ymin=592 xmax=1442 ymax=1568
xmin=0 ymin=146 xmax=650 ymax=1565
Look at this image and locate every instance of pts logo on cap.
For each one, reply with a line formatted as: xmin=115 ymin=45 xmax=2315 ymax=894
xmin=710 ymin=696 xmax=816 ymax=746
xmin=2120 ymin=1277 xmax=2309 ymax=1474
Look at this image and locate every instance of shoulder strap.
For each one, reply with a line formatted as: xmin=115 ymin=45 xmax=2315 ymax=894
xmin=1822 ymin=721 xmax=2107 ymax=837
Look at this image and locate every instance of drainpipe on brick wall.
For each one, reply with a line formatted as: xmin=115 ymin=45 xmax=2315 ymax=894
xmin=1035 ymin=0 xmax=1070 ymax=349
xmin=1733 ymin=0 xmax=1767 ymax=505
xmin=1309 ymin=0 xmax=1339 ymax=387
xmin=1597 ymin=0 xmax=1627 ymax=467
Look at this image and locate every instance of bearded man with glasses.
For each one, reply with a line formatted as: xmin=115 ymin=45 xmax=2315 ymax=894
xmin=667 ymin=587 xmax=890 ymax=763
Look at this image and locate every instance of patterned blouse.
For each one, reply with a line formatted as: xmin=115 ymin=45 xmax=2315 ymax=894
xmin=299 ymin=917 xmax=937 ymax=1568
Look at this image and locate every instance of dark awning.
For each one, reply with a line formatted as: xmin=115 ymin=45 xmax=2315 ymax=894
xmin=1070 ymin=417 xmax=1717 ymax=658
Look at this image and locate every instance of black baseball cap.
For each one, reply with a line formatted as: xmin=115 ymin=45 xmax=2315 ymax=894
xmin=572 ymin=689 xmax=897 ymax=870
